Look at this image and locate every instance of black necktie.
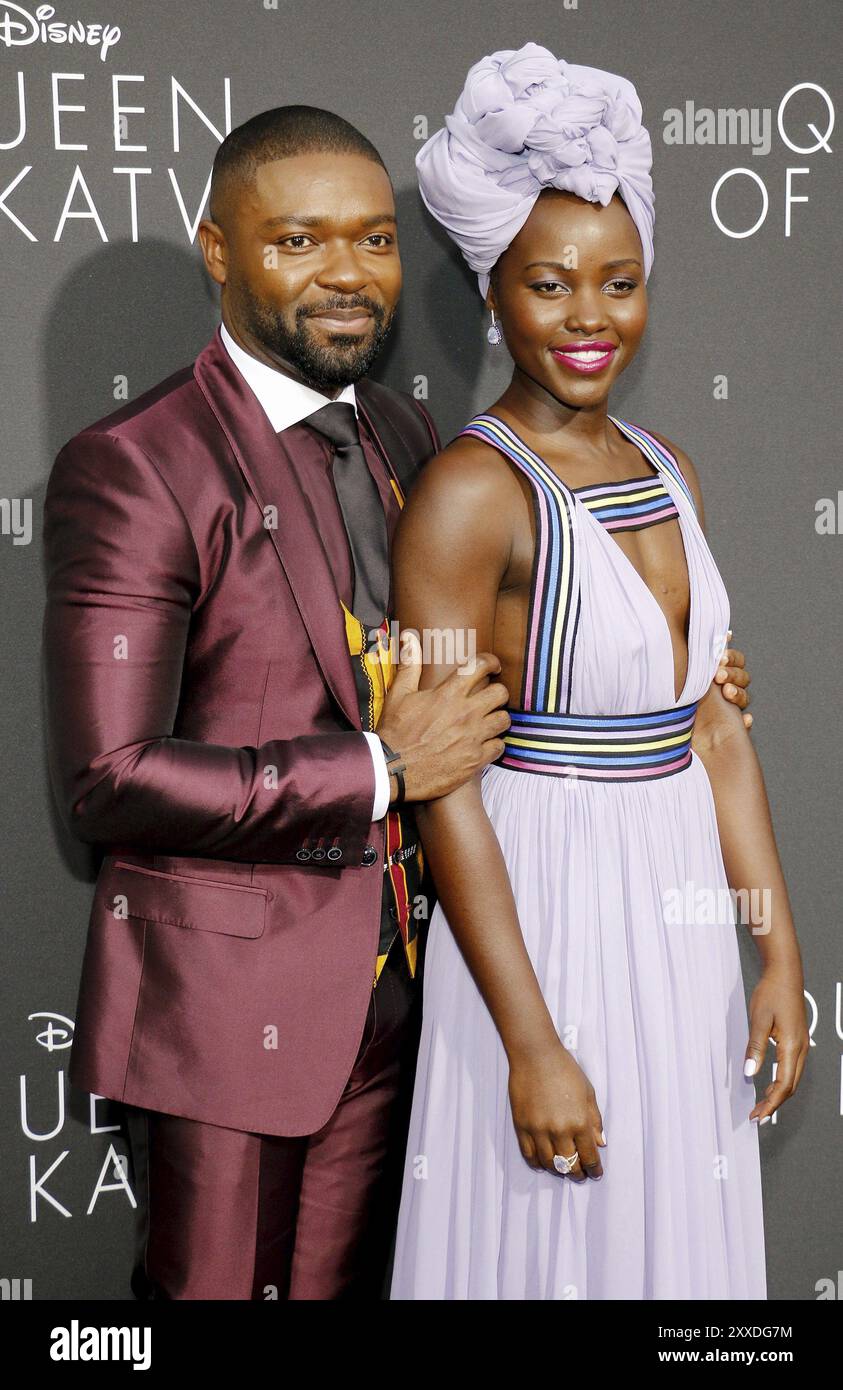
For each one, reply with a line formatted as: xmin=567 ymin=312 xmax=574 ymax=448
xmin=306 ymin=401 xmax=390 ymax=632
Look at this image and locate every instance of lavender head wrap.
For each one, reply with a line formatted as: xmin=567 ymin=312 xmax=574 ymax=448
xmin=416 ymin=43 xmax=654 ymax=298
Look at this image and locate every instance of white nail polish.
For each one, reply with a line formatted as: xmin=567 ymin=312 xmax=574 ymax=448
xmin=744 ymin=1058 xmax=757 ymax=1077
xmin=759 ymin=1115 xmax=771 ymax=1125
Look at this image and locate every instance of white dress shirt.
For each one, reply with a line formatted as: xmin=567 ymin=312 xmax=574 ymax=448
xmin=219 ymin=320 xmax=391 ymax=821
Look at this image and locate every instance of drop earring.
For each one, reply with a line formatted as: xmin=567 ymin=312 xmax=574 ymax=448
xmin=486 ymin=308 xmax=502 ymax=345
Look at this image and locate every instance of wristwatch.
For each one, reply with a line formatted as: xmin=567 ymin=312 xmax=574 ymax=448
xmin=378 ymin=737 xmax=407 ymax=805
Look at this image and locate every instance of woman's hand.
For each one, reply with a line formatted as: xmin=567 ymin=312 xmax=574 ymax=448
xmin=508 ymin=1041 xmax=606 ymax=1182
xmin=713 ymin=631 xmax=753 ymax=730
xmin=745 ymin=966 xmax=809 ymax=1122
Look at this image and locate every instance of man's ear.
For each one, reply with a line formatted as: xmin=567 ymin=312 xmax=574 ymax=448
xmin=197 ymin=219 xmax=227 ymax=287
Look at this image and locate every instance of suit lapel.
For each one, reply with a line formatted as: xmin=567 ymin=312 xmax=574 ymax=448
xmin=356 ymin=385 xmax=417 ymax=502
xmin=193 ymin=328 xmax=361 ymax=729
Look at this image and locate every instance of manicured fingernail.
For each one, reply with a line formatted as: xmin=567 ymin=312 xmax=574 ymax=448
xmin=599 ymin=1131 xmax=606 ymax=1144
xmin=724 ymin=684 xmax=736 ymax=697
xmin=760 ymin=1115 xmax=771 ymax=1125
xmin=744 ymin=1058 xmax=757 ymax=1077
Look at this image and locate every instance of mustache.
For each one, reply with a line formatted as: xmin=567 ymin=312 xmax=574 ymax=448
xmin=298 ymin=295 xmax=385 ymax=321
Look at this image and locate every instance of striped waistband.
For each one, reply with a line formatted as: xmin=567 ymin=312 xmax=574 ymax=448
xmin=500 ymin=702 xmax=698 ymax=783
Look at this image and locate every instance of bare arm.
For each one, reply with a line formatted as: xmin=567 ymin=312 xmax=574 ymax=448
xmin=667 ymin=438 xmax=810 ymax=1120
xmin=693 ymin=690 xmax=796 ymax=965
xmin=393 ymin=440 xmax=605 ymax=1179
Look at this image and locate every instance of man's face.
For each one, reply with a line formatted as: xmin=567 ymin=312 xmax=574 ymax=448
xmin=200 ymin=151 xmax=401 ymax=391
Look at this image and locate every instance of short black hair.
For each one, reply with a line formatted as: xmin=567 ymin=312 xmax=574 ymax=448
xmin=209 ymin=105 xmax=389 ymax=223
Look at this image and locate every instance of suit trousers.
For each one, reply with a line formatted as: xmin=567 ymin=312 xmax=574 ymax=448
xmin=124 ymin=946 xmax=421 ymax=1300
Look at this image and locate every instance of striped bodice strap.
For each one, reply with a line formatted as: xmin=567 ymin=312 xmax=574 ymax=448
xmin=458 ymin=413 xmax=580 ymax=715
xmin=501 ymin=702 xmax=699 ymax=782
xmin=573 ymin=474 xmax=680 ymax=532
xmin=608 ymin=417 xmax=697 ymax=512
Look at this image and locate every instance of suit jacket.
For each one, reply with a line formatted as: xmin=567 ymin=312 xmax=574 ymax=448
xmin=42 ymin=326 xmax=440 ymax=1137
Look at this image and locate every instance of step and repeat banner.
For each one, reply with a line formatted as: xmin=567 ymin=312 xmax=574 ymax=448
xmin=1 ymin=0 xmax=839 ymax=1301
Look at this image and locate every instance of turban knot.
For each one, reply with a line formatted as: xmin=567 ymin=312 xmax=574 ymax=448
xmin=416 ymin=43 xmax=655 ymax=297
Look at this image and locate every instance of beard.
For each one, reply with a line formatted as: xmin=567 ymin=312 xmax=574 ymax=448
xmin=240 ymin=284 xmax=395 ymax=391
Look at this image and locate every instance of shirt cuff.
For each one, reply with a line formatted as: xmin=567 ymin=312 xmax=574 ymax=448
xmin=363 ymin=731 xmax=391 ymax=820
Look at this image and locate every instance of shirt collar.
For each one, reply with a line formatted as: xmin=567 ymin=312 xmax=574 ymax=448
xmin=219 ymin=320 xmax=357 ymax=435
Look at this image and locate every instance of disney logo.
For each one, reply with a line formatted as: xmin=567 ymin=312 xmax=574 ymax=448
xmin=0 ymin=4 xmax=120 ymax=61
xmin=28 ymin=1011 xmax=75 ymax=1051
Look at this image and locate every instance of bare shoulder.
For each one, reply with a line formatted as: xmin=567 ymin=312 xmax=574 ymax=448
xmin=414 ymin=432 xmax=522 ymax=505
xmin=400 ymin=433 xmax=521 ymax=536
xmin=394 ymin=432 xmax=519 ymax=576
xmin=646 ymin=427 xmax=706 ymax=527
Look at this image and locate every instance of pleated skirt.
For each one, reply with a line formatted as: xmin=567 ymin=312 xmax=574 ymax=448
xmin=390 ymin=755 xmax=767 ymax=1300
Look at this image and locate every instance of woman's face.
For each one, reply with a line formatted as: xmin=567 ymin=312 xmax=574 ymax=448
xmin=489 ymin=189 xmax=648 ymax=409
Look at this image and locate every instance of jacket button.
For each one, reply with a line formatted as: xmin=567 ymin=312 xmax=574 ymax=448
xmin=296 ymin=848 xmax=311 ymax=862
xmin=326 ymin=846 xmax=342 ymax=862
xmin=361 ymin=845 xmax=378 ymax=866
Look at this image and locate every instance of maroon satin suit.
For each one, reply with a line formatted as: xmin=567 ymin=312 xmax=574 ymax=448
xmin=42 ymin=327 xmax=439 ymax=1297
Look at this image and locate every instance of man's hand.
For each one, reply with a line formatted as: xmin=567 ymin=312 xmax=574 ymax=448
xmin=377 ymin=633 xmax=511 ymax=802
xmin=713 ymin=630 xmax=753 ymax=729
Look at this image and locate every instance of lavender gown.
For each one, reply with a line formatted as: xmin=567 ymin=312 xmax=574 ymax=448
xmin=390 ymin=413 xmax=767 ymax=1300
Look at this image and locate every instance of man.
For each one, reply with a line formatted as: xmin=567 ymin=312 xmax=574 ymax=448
xmin=42 ymin=106 xmax=751 ymax=1301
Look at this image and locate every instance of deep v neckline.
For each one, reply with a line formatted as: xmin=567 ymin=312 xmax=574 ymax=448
xmin=484 ymin=412 xmax=696 ymax=708
xmin=573 ymin=417 xmax=695 ymax=707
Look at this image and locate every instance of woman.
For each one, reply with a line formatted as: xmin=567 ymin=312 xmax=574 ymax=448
xmin=389 ymin=45 xmax=808 ymax=1300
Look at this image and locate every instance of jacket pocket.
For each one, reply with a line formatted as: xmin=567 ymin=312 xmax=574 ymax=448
xmin=108 ymin=861 xmax=269 ymax=939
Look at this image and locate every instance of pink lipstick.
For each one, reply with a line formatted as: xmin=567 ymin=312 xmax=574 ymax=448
xmin=551 ymin=340 xmax=617 ymax=374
